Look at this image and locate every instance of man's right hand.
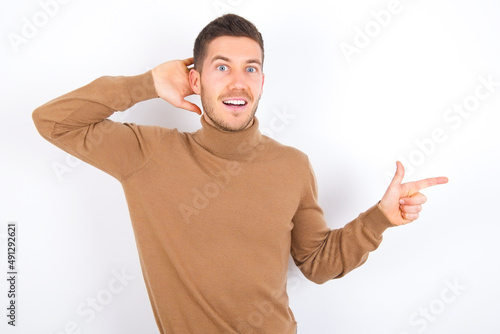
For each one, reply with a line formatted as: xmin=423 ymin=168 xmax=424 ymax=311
xmin=152 ymin=58 xmax=202 ymax=115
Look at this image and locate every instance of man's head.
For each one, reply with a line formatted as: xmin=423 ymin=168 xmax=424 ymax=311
xmin=193 ymin=14 xmax=264 ymax=73
xmin=189 ymin=14 xmax=265 ymax=132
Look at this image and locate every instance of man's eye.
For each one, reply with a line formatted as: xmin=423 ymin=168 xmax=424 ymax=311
xmin=246 ymin=67 xmax=257 ymax=73
xmin=217 ymin=65 xmax=228 ymax=71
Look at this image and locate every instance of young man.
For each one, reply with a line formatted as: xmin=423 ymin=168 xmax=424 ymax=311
xmin=32 ymin=14 xmax=447 ymax=334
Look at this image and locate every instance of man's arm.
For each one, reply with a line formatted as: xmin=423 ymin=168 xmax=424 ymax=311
xmin=291 ymin=159 xmax=448 ymax=284
xmin=32 ymin=58 xmax=200 ymax=181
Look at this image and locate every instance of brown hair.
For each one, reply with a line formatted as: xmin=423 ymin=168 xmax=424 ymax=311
xmin=193 ymin=14 xmax=264 ymax=73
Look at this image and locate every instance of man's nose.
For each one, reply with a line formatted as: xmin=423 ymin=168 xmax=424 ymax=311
xmin=227 ymin=69 xmax=247 ymax=90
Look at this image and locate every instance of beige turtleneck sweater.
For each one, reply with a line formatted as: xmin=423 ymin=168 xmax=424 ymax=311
xmin=32 ymin=71 xmax=394 ymax=334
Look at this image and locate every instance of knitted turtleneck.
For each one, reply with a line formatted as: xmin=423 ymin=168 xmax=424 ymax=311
xmin=193 ymin=115 xmax=263 ymax=160
xmin=32 ymin=71 xmax=394 ymax=334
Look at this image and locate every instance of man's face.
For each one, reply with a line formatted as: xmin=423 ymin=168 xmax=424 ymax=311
xmin=190 ymin=36 xmax=265 ymax=132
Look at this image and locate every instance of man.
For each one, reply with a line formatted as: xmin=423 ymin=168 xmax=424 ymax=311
xmin=32 ymin=14 xmax=448 ymax=334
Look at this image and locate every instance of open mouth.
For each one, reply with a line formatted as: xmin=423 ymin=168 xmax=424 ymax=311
xmin=222 ymin=99 xmax=248 ymax=108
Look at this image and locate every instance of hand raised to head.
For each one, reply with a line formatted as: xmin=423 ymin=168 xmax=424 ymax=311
xmin=152 ymin=58 xmax=202 ymax=115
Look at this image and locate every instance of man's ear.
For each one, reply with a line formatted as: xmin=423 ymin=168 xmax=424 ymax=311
xmin=189 ymin=68 xmax=201 ymax=95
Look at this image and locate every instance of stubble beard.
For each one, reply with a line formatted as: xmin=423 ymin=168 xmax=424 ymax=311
xmin=200 ymin=87 xmax=260 ymax=132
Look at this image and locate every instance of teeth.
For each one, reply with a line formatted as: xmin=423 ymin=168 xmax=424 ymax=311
xmin=224 ymin=100 xmax=246 ymax=106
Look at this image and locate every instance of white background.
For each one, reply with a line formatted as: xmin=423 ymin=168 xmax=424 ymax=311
xmin=1 ymin=0 xmax=499 ymax=333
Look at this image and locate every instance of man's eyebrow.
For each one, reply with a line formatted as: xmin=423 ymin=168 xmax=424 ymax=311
xmin=246 ymin=59 xmax=262 ymax=67
xmin=211 ymin=55 xmax=262 ymax=67
xmin=211 ymin=55 xmax=230 ymax=63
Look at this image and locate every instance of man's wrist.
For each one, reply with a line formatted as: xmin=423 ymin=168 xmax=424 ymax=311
xmin=126 ymin=70 xmax=159 ymax=104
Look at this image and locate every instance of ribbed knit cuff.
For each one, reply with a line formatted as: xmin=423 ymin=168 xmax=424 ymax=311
xmin=125 ymin=70 xmax=159 ymax=104
xmin=361 ymin=202 xmax=396 ymax=237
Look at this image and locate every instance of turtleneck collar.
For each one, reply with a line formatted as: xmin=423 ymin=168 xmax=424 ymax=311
xmin=192 ymin=116 xmax=263 ymax=160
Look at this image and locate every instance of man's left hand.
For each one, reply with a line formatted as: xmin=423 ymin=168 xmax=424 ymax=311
xmin=378 ymin=161 xmax=449 ymax=226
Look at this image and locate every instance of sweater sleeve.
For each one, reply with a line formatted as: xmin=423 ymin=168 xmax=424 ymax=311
xmin=32 ymin=70 xmax=164 ymax=181
xmin=290 ymin=158 xmax=395 ymax=284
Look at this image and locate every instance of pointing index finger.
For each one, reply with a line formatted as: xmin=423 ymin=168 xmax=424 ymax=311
xmin=414 ymin=176 xmax=449 ymax=191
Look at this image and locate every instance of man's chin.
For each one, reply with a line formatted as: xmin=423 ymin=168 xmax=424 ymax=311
xmin=219 ymin=118 xmax=254 ymax=132
xmin=203 ymin=112 xmax=255 ymax=132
